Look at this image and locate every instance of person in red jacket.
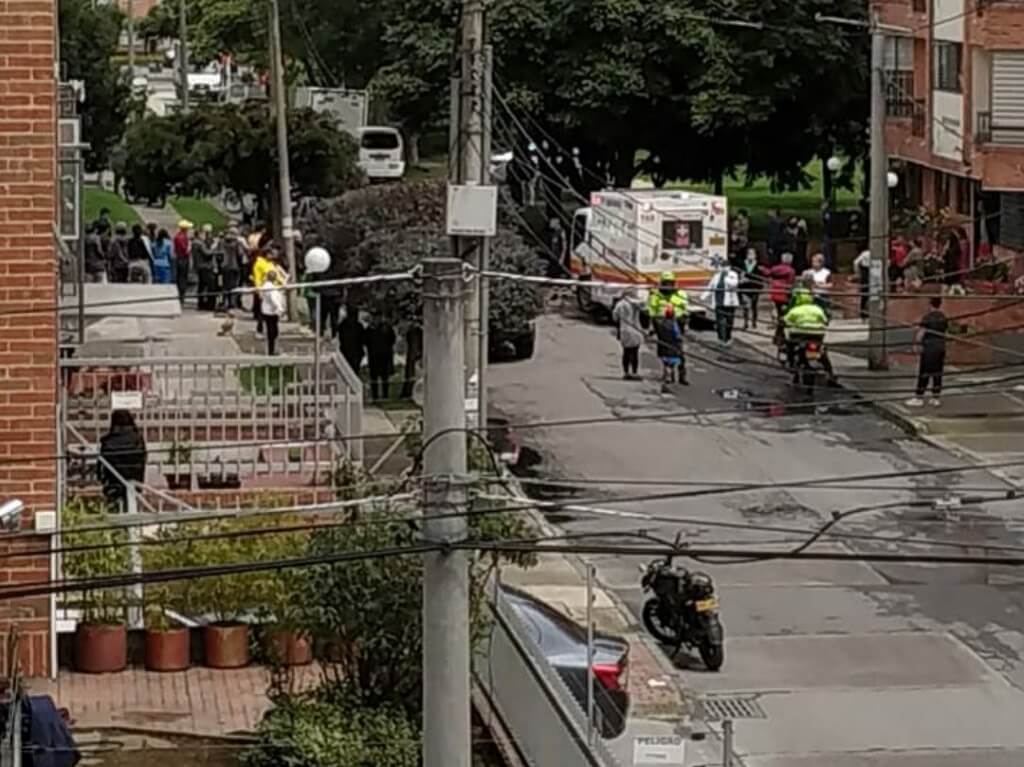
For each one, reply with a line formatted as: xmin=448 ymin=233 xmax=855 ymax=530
xmin=173 ymin=219 xmax=193 ymax=303
xmin=768 ymin=252 xmax=796 ymax=319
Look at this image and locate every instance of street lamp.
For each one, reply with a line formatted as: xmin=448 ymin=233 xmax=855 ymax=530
xmin=824 ymin=156 xmax=843 ymax=267
xmin=887 ymin=171 xmax=899 ymax=189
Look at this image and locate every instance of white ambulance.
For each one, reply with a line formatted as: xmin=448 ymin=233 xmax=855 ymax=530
xmin=568 ymin=189 xmax=729 ymax=321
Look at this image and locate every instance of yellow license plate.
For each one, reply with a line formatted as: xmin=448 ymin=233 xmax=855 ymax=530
xmin=695 ymin=598 xmax=718 ymax=612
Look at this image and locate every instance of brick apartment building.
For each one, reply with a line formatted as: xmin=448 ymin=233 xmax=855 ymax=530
xmin=0 ymin=0 xmax=60 ymax=676
xmin=876 ymin=0 xmax=1024 ymax=262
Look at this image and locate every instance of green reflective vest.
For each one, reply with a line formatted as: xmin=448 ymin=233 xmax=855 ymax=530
xmin=783 ymin=303 xmax=828 ymax=330
xmin=648 ymin=289 xmax=688 ymax=319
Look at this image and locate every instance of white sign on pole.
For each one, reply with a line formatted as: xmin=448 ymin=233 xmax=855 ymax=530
xmin=111 ymin=391 xmax=143 ymax=411
xmin=633 ymin=735 xmax=686 ymax=765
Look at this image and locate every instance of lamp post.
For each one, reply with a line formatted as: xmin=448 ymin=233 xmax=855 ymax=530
xmin=824 ymin=155 xmax=842 ymax=267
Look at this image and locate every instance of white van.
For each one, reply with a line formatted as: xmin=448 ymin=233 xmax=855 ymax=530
xmin=358 ymin=126 xmax=406 ymax=181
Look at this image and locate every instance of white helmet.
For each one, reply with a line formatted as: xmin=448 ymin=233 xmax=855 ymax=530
xmin=304 ymin=246 xmax=330 ymax=274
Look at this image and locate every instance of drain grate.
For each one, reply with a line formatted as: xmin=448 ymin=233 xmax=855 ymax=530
xmin=700 ymin=695 xmax=767 ymax=720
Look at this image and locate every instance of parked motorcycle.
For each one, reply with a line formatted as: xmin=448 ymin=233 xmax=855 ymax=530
xmin=639 ymin=554 xmax=725 ymax=671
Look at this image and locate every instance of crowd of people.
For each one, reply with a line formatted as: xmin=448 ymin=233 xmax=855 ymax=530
xmin=610 ymin=208 xmax=955 ymax=402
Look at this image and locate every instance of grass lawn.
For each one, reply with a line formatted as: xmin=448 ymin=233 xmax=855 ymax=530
xmin=83 ymin=187 xmax=141 ymax=226
xmin=171 ymin=196 xmax=228 ymax=231
xmin=653 ymin=161 xmax=863 ymax=239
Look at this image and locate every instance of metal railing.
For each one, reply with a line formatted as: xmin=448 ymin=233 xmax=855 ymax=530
xmin=885 ymin=71 xmax=915 ymax=118
xmin=976 ymin=110 xmax=1024 ymax=146
xmin=977 ymin=110 xmax=993 ymax=144
xmin=61 ymin=351 xmax=363 ymax=493
xmin=474 ymin=580 xmax=622 ymax=767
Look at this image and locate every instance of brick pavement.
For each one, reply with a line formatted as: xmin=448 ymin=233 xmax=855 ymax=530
xmin=25 ymin=664 xmax=320 ymax=735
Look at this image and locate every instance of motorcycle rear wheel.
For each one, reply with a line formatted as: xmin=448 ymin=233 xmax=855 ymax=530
xmin=642 ymin=598 xmax=682 ymax=644
xmin=699 ymin=640 xmax=724 ymax=671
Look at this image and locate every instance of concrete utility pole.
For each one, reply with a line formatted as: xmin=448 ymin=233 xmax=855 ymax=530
xmin=126 ymin=0 xmax=135 ymax=74
xmin=867 ymin=10 xmax=890 ymax=370
xmin=268 ymin=0 xmax=298 ymax=318
xmin=421 ymin=257 xmax=471 ymax=767
xmin=815 ymin=10 xmax=893 ymax=369
xmin=177 ymin=0 xmax=189 ymax=113
xmin=476 ymin=45 xmax=493 ymax=431
xmin=458 ymin=0 xmax=486 ymax=411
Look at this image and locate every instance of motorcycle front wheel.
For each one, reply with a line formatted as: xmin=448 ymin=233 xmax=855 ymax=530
xmin=642 ymin=598 xmax=682 ymax=644
xmin=699 ymin=640 xmax=724 ymax=671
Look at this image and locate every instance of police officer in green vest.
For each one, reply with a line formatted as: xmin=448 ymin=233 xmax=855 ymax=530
xmin=782 ymin=288 xmax=836 ymax=382
xmin=648 ymin=271 xmax=688 ymax=319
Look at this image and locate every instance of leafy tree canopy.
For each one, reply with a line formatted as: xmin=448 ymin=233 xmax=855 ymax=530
xmin=121 ymin=102 xmax=362 ymax=207
xmin=59 ymin=0 xmax=134 ymax=171
xmin=154 ymin=0 xmax=869 ymax=189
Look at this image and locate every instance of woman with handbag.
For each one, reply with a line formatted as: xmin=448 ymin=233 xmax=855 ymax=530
xmin=259 ymin=257 xmax=288 ymax=355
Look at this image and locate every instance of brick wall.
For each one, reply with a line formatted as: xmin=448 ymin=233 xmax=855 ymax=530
xmin=0 ymin=0 xmax=59 ymax=677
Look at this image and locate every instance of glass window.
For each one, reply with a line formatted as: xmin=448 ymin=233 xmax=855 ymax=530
xmin=933 ymin=42 xmax=962 ymax=93
xmin=661 ymin=220 xmax=703 ymax=250
xmin=884 ymin=36 xmax=913 ymax=71
xmin=361 ymin=131 xmax=400 ymax=150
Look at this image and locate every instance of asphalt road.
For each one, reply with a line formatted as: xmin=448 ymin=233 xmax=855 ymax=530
xmin=489 ymin=306 xmax=1024 ymax=767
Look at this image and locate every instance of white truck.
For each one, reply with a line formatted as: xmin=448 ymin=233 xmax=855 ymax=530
xmin=568 ymin=189 xmax=729 ymax=322
xmin=293 ymin=87 xmax=369 ymax=137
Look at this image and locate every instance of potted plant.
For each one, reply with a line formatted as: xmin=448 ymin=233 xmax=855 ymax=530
xmin=141 ymin=532 xmax=192 ymax=671
xmin=62 ymin=499 xmax=131 ymax=674
xmin=164 ymin=440 xmax=193 ymax=490
xmin=258 ymin=516 xmax=312 ymax=667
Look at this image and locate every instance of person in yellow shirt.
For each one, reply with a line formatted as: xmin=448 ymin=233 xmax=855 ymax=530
xmin=250 ymin=247 xmax=277 ymax=336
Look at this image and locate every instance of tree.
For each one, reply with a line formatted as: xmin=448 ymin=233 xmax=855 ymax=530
xmin=286 ymin=495 xmax=535 ymax=712
xmin=121 ymin=103 xmax=362 ymax=211
xmin=59 ymin=0 xmax=133 ymax=171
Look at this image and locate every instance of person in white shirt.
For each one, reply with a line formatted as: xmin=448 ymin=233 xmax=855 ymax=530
xmin=702 ymin=258 xmax=741 ymax=345
xmin=853 ymin=246 xmax=871 ymax=320
xmin=802 ymin=252 xmax=833 ymax=316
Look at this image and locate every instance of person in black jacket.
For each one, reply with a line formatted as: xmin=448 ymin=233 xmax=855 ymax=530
xmin=99 ymin=410 xmax=147 ymax=504
xmin=364 ymin=313 xmax=397 ymax=402
xmin=337 ymin=304 xmax=365 ymax=375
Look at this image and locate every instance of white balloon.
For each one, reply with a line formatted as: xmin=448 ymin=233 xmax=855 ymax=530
xmin=304 ymin=246 xmax=330 ymax=274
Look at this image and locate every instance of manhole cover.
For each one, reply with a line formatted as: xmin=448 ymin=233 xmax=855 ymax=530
xmin=700 ymin=695 xmax=767 ymax=720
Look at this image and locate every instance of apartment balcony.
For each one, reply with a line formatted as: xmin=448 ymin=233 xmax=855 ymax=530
xmin=973 ymin=111 xmax=1024 ymax=190
xmin=975 ymin=110 xmax=1024 ymax=146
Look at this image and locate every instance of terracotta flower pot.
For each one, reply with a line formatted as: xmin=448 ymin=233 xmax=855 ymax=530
xmin=203 ymin=623 xmax=250 ymax=669
xmin=74 ymin=623 xmax=127 ymax=674
xmin=145 ymin=627 xmax=191 ymax=672
xmin=265 ymin=630 xmax=313 ymax=667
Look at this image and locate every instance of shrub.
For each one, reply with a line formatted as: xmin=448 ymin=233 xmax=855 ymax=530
xmin=242 ymin=697 xmax=418 ymax=767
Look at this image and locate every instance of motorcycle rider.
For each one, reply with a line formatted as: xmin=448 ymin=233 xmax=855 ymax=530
xmin=782 ymin=287 xmax=836 ymax=383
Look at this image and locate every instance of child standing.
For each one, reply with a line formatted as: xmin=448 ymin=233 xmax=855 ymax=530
xmin=653 ymin=305 xmax=687 ymax=390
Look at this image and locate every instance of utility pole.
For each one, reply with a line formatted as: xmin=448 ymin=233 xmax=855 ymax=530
xmin=815 ymin=10 xmax=893 ymax=369
xmin=268 ymin=0 xmax=298 ymax=318
xmin=421 ymin=257 xmax=471 ymax=767
xmin=177 ymin=0 xmax=189 ymax=113
xmin=126 ymin=0 xmax=135 ymax=74
xmin=458 ymin=0 xmax=486 ymax=409
xmin=476 ymin=45 xmax=493 ymax=431
xmin=867 ymin=10 xmax=889 ymax=370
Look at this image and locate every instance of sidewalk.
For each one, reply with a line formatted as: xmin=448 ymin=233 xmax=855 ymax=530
xmin=502 ymin=550 xmax=693 ymax=766
xmin=732 ymin=321 xmax=1024 ymax=487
